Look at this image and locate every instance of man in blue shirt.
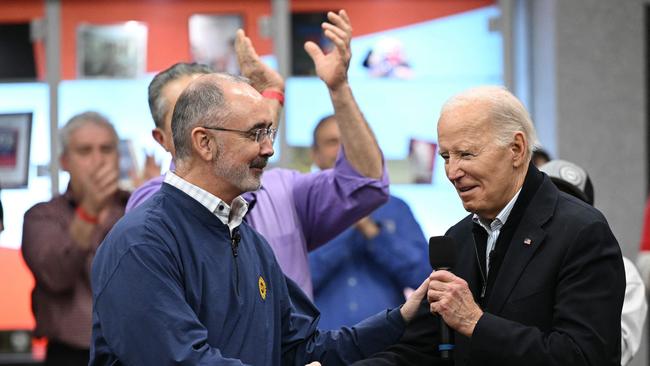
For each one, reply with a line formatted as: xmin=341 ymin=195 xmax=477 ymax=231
xmin=90 ymin=12 xmax=428 ymax=365
xmin=309 ymin=116 xmax=431 ymax=329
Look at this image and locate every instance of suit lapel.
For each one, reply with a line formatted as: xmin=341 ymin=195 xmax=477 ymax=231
xmin=486 ymin=177 xmax=557 ymax=314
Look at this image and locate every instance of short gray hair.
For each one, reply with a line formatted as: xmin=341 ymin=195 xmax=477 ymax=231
xmin=148 ymin=62 xmax=213 ymax=128
xmin=441 ymin=85 xmax=538 ymax=160
xmin=59 ymin=111 xmax=117 ymax=155
xmin=171 ymin=73 xmax=249 ymax=160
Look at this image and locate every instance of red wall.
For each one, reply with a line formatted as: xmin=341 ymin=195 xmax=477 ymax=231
xmin=1 ymin=0 xmax=493 ymax=80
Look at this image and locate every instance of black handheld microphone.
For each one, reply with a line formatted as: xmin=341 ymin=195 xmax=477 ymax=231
xmin=429 ymin=236 xmax=457 ymax=360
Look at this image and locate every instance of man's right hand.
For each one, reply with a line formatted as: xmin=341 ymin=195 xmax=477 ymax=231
xmin=399 ymin=275 xmax=430 ymax=322
xmin=235 ymin=29 xmax=285 ymax=93
xmin=79 ymin=162 xmax=119 ymax=218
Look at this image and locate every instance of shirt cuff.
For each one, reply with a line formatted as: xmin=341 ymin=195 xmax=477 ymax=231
xmin=335 ymin=146 xmax=390 ymax=189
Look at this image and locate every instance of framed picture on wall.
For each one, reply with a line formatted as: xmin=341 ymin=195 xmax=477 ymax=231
xmin=77 ymin=22 xmax=148 ymax=78
xmin=188 ymin=14 xmax=243 ymax=74
xmin=408 ymin=138 xmax=437 ymax=184
xmin=0 ymin=113 xmax=32 ymax=188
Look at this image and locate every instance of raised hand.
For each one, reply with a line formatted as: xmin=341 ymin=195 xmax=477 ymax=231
xmin=304 ymin=9 xmax=352 ymax=91
xmin=130 ymin=153 xmax=161 ymax=189
xmin=235 ymin=29 xmax=284 ymax=93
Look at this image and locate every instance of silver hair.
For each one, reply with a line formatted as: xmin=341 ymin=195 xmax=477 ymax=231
xmin=441 ymin=85 xmax=538 ymax=160
xmin=148 ymin=62 xmax=213 ymax=128
xmin=171 ymin=73 xmax=250 ymax=161
xmin=59 ymin=111 xmax=117 ymax=155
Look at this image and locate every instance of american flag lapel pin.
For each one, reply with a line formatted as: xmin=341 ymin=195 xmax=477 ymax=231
xmin=523 ymin=238 xmax=532 ymax=246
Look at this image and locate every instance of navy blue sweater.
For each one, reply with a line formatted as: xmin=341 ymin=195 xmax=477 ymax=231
xmin=90 ymin=183 xmax=405 ymax=365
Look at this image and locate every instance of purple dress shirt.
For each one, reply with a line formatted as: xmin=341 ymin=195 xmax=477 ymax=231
xmin=125 ymin=149 xmax=389 ymax=297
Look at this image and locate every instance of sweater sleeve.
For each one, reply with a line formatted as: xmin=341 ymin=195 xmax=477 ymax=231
xmin=280 ymin=277 xmax=406 ymax=366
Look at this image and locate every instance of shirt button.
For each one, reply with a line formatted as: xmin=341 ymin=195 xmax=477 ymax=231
xmin=218 ymin=205 xmax=224 ymax=211
xmin=347 ymin=277 xmax=357 ymax=287
xmin=349 ymin=302 xmax=358 ymax=311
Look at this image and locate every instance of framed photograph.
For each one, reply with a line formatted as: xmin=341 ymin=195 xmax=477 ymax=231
xmin=188 ymin=14 xmax=242 ymax=74
xmin=77 ymin=22 xmax=148 ymax=78
xmin=0 ymin=113 xmax=32 ymax=188
xmin=408 ymin=138 xmax=437 ymax=184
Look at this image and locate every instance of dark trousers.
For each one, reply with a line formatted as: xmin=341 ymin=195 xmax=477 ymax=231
xmin=45 ymin=340 xmax=89 ymax=366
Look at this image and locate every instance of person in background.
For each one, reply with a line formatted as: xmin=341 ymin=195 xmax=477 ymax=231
xmin=90 ymin=71 xmax=429 ymax=366
xmin=531 ymin=146 xmax=551 ymax=167
xmin=539 ymin=159 xmax=647 ymax=366
xmin=309 ymin=115 xmax=431 ymax=329
xmin=353 ymin=86 xmax=625 ymax=366
xmin=21 ymin=112 xmax=129 ymax=366
xmin=126 ymin=9 xmax=388 ymax=298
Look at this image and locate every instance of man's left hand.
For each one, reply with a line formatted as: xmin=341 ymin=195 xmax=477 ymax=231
xmin=427 ymin=270 xmax=483 ymax=337
xmin=304 ymin=9 xmax=352 ymax=91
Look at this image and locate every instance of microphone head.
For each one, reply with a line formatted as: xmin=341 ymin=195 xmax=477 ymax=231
xmin=429 ymin=236 xmax=456 ymax=270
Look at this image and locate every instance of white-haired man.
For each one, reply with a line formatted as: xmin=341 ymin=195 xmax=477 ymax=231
xmin=354 ymin=86 xmax=625 ymax=366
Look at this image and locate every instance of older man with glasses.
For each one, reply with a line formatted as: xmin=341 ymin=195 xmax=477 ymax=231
xmin=125 ymin=9 xmax=388 ymax=300
xmin=89 ymin=69 xmax=429 ymax=366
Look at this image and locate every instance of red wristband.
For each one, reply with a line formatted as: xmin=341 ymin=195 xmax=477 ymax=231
xmin=261 ymin=89 xmax=284 ymax=106
xmin=76 ymin=206 xmax=99 ymax=224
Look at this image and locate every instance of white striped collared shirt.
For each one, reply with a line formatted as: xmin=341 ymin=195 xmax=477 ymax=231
xmin=472 ymin=188 xmax=521 ymax=275
xmin=164 ymin=171 xmax=248 ymax=234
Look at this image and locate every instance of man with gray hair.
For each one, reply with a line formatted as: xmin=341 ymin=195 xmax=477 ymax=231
xmin=22 ymin=111 xmax=129 ymax=366
xmin=353 ymin=86 xmax=625 ymax=365
xmin=89 ymin=71 xmax=428 ymax=365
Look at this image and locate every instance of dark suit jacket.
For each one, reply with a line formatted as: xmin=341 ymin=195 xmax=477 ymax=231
xmin=354 ymin=165 xmax=625 ymax=366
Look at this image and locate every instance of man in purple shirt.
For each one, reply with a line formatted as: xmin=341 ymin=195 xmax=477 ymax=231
xmin=126 ymin=10 xmax=388 ymax=297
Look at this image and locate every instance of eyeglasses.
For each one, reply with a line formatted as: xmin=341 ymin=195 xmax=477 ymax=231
xmin=202 ymin=125 xmax=277 ymax=143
